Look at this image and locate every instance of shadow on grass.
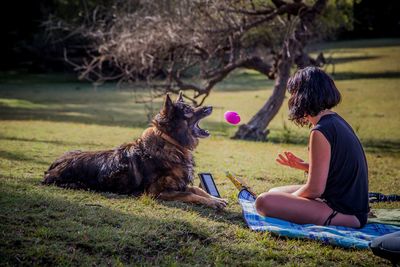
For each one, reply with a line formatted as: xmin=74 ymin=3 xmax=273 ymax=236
xmin=205 ymin=122 xmax=400 ymax=155
xmin=268 ymin=132 xmax=400 ymax=154
xmin=268 ymin=133 xmax=308 ymax=145
xmin=0 ymin=182 xmax=288 ymax=266
xmin=36 ymin=184 xmax=246 ymax=229
xmin=159 ymin=199 xmax=246 ymax=228
xmin=0 ymin=105 xmax=149 ymax=128
xmin=0 ymin=150 xmax=49 ymax=166
xmin=362 ymin=139 xmax=400 ymax=154
xmin=0 ymin=81 xmax=155 ymax=128
xmin=329 ymin=55 xmax=381 ymax=65
xmin=332 ymin=71 xmax=400 ymax=80
xmin=215 ymin=72 xmax=273 ymax=92
xmin=0 ymin=134 xmax=101 ymax=148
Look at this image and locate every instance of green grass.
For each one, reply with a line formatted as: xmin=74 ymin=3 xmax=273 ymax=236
xmin=1 ymin=38 xmax=400 ymax=266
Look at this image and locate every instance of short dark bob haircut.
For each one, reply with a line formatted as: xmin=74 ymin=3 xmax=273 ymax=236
xmin=287 ymin=66 xmax=341 ymax=126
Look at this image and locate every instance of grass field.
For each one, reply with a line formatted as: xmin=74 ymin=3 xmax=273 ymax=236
xmin=1 ymin=39 xmax=400 ymax=266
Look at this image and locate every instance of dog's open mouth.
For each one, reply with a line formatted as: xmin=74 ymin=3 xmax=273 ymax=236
xmin=194 ymin=121 xmax=210 ymax=138
xmin=193 ymin=106 xmax=212 ymax=138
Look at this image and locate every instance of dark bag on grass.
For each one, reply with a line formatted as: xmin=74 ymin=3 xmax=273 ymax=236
xmin=370 ymin=231 xmax=400 ymax=266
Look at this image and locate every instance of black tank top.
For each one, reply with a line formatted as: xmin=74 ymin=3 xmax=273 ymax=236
xmin=312 ymin=113 xmax=369 ymax=216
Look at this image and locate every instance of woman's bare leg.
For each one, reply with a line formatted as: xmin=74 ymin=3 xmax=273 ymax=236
xmin=268 ymin=184 xmax=302 ymax=193
xmin=255 ymin=191 xmax=360 ymax=228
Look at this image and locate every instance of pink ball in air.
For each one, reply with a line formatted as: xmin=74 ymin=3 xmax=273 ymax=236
xmin=224 ymin=111 xmax=241 ymax=125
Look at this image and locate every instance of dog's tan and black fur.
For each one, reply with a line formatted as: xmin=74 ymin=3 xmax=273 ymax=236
xmin=42 ymin=93 xmax=227 ymax=209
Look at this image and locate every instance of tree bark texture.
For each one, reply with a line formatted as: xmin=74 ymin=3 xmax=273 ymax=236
xmin=233 ymin=48 xmax=291 ymax=141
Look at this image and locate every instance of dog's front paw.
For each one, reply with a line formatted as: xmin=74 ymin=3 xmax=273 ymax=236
xmin=213 ymin=197 xmax=228 ymax=205
xmin=208 ymin=198 xmax=228 ymax=209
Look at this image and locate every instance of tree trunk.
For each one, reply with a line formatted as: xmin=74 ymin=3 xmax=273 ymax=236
xmin=233 ymin=0 xmax=328 ymax=141
xmin=233 ymin=52 xmax=292 ymax=141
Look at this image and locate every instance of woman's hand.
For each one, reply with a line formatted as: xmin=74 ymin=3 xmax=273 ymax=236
xmin=276 ymin=151 xmax=309 ymax=172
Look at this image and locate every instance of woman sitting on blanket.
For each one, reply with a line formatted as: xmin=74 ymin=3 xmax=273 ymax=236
xmin=255 ymin=67 xmax=369 ymax=228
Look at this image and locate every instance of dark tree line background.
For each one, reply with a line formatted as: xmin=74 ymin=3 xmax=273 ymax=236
xmin=1 ymin=0 xmax=399 ymax=72
xmin=1 ymin=0 xmax=114 ymax=71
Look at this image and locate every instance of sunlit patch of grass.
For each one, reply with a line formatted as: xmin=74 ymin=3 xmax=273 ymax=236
xmin=57 ymin=111 xmax=94 ymax=118
xmin=0 ymin=98 xmax=47 ymax=109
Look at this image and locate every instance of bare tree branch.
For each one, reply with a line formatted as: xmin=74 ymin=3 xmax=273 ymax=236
xmin=49 ymin=0 xmax=332 ymax=137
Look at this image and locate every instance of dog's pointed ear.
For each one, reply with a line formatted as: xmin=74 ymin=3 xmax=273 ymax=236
xmin=162 ymin=93 xmax=173 ymax=114
xmin=176 ymin=91 xmax=184 ymax=103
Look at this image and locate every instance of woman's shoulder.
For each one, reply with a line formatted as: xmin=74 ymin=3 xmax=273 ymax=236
xmin=321 ymin=113 xmax=354 ymax=133
xmin=311 ymin=114 xmax=339 ymax=143
xmin=315 ymin=113 xmax=343 ymax=129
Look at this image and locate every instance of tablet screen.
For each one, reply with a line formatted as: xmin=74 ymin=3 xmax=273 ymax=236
xmin=202 ymin=174 xmax=219 ymax=197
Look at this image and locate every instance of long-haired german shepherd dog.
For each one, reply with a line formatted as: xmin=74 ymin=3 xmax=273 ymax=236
xmin=42 ymin=92 xmax=227 ymax=209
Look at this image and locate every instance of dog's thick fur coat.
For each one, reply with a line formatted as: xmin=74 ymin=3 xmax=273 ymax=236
xmin=43 ymin=93 xmax=227 ymax=209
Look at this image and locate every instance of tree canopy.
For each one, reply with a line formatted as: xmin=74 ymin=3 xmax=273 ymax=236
xmin=60 ymin=1 xmax=354 ymax=106
xmin=56 ymin=0 xmax=352 ymax=140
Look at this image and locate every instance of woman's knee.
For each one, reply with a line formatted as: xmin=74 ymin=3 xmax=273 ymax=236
xmin=255 ymin=192 xmax=277 ymax=216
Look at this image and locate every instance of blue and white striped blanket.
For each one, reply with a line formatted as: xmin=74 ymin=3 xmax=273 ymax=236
xmin=238 ymin=189 xmax=400 ymax=249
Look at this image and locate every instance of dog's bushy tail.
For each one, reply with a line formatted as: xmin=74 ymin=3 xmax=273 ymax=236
xmin=42 ymin=150 xmax=82 ymax=185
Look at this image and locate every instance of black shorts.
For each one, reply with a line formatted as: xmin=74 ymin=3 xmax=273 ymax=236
xmin=355 ymin=212 xmax=368 ymax=228
xmin=322 ymin=199 xmax=368 ymax=228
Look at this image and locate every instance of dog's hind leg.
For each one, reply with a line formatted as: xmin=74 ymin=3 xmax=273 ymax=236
xmin=43 ymin=151 xmax=82 ymax=185
xmin=43 ymin=167 xmax=77 ymax=187
xmin=46 ymin=150 xmax=82 ymax=171
xmin=42 ymin=171 xmax=67 ymax=185
xmin=43 ymin=172 xmax=87 ymax=190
